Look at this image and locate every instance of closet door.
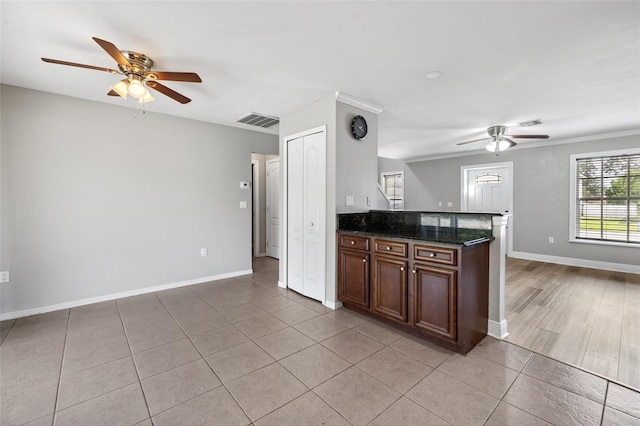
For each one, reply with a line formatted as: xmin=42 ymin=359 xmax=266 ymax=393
xmin=302 ymin=131 xmax=326 ymax=301
xmin=286 ymin=130 xmax=326 ymax=302
xmin=287 ymin=136 xmax=304 ymax=294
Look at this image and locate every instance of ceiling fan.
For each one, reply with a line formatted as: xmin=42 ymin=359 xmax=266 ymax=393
xmin=457 ymin=125 xmax=549 ymax=155
xmin=42 ymin=37 xmax=201 ymax=104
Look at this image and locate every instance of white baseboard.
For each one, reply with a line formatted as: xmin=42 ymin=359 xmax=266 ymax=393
xmin=510 ymin=251 xmax=640 ymax=274
xmin=0 ymin=269 xmax=253 ymax=321
xmin=323 ymin=300 xmax=343 ymax=310
xmin=487 ymin=319 xmax=509 ymax=340
xmin=278 ymin=280 xmax=286 ymax=289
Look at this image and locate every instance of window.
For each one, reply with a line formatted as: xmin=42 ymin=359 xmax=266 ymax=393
xmin=570 ymin=149 xmax=640 ymax=245
xmin=381 ymin=171 xmax=404 ymax=210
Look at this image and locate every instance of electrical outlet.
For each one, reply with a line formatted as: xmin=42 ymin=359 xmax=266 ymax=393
xmin=240 ymin=201 xmax=248 ymax=209
xmin=0 ymin=271 xmax=10 ymax=283
xmin=447 ymin=201 xmax=453 ymax=207
xmin=548 ymin=237 xmax=554 ymax=244
xmin=438 ymin=201 xmax=443 ymax=207
xmin=345 ymin=196 xmax=354 ymax=206
xmin=200 ymin=248 xmax=208 ymax=257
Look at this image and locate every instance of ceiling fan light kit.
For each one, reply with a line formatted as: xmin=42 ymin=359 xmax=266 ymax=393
xmin=42 ymin=37 xmax=201 ymax=104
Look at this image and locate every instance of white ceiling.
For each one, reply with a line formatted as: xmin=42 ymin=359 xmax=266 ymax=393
xmin=2 ymin=1 xmax=639 ymax=161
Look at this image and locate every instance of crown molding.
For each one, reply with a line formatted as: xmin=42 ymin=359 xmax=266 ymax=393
xmin=336 ymin=91 xmax=384 ymax=114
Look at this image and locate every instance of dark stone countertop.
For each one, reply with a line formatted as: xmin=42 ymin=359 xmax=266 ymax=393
xmin=337 ymin=211 xmax=494 ymax=246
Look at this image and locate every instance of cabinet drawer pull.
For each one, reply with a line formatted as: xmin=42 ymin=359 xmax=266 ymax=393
xmin=429 ymin=253 xmax=436 ymax=257
xmin=351 ymin=241 xmax=355 ymax=245
xmin=386 ymin=246 xmax=392 ymax=251
xmin=400 ymin=267 xmax=404 ymax=271
xmin=412 ymin=270 xmax=416 ymax=274
xmin=362 ymin=258 xmax=367 ymax=263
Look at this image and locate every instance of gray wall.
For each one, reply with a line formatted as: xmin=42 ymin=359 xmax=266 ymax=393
xmin=0 ymin=85 xmax=278 ymax=315
xmin=335 ymin=102 xmax=379 ymax=213
xmin=278 ymin=95 xmax=382 ymax=304
xmin=380 ymin=133 xmax=639 ymax=267
xmin=279 ymin=94 xmax=337 ymax=301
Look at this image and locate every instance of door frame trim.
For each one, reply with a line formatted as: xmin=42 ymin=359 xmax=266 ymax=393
xmin=460 ymin=161 xmax=513 ymax=255
xmin=265 ymin=158 xmax=280 ymax=259
xmin=252 ymin=159 xmax=261 ymax=258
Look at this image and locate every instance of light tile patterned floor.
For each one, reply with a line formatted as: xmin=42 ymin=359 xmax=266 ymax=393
xmin=1 ymin=257 xmax=639 ymax=425
xmin=505 ymin=258 xmax=640 ymax=390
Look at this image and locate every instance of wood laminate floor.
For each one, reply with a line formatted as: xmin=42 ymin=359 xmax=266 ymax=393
xmin=505 ymin=257 xmax=640 ymax=390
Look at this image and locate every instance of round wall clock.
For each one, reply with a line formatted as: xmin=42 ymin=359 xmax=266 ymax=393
xmin=351 ymin=115 xmax=368 ymax=140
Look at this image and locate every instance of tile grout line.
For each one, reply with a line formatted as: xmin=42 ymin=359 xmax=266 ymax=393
xmin=51 ymin=309 xmax=71 ymax=426
xmin=600 ymin=381 xmax=610 ymax=426
xmin=115 ymin=297 xmax=155 ymax=425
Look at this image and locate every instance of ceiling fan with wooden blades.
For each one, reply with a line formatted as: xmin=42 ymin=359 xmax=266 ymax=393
xmin=457 ymin=125 xmax=549 ymax=155
xmin=42 ymin=37 xmax=201 ymax=104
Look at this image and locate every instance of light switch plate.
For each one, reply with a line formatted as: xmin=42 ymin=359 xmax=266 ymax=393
xmin=0 ymin=271 xmax=9 ymax=283
xmin=240 ymin=201 xmax=248 ymax=209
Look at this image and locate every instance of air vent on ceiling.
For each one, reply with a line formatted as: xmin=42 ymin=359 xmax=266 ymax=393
xmin=518 ymin=119 xmax=543 ymax=127
xmin=237 ymin=112 xmax=279 ymax=128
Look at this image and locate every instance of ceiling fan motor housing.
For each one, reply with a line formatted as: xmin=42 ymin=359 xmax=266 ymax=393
xmin=118 ymin=51 xmax=154 ymax=78
xmin=487 ymin=125 xmax=508 ymax=140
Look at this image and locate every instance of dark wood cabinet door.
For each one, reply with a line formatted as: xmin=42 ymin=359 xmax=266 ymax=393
xmin=372 ymin=256 xmax=408 ymax=322
xmin=413 ymin=264 xmax=457 ymax=341
xmin=339 ymin=249 xmax=370 ymax=308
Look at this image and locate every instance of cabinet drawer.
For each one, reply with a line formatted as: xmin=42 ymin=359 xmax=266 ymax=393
xmin=374 ymin=239 xmax=408 ymax=258
xmin=340 ymin=234 xmax=370 ymax=251
xmin=414 ymin=244 xmax=458 ymax=266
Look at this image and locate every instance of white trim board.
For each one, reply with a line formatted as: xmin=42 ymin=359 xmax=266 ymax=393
xmin=0 ymin=269 xmax=253 ymax=321
xmin=510 ymin=251 xmax=640 ymax=274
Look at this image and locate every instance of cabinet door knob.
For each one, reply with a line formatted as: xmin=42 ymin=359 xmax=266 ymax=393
xmin=412 ymin=270 xmax=416 ymax=274
xmin=400 ymin=267 xmax=404 ymax=271
xmin=386 ymin=246 xmax=391 ymax=251
xmin=362 ymin=258 xmax=367 ymax=263
xmin=351 ymin=241 xmax=355 ymax=245
xmin=429 ymin=253 xmax=436 ymax=257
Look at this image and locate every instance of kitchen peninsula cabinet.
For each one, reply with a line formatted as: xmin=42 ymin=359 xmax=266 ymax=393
xmin=338 ymin=234 xmax=370 ymax=309
xmin=337 ymin=219 xmax=491 ymax=354
xmin=372 ymin=239 xmax=408 ymax=323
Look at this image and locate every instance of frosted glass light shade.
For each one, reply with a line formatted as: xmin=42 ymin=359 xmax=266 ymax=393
xmin=139 ymin=91 xmax=155 ymax=103
xmin=127 ymin=79 xmax=146 ymax=98
xmin=486 ymin=139 xmax=515 ymax=153
xmin=110 ymin=80 xmax=128 ymax=99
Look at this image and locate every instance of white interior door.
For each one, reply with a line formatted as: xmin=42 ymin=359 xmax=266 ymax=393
xmin=266 ymin=159 xmax=281 ymax=259
xmin=461 ymin=162 xmax=513 ymax=253
xmin=301 ymin=132 xmax=326 ymax=302
xmin=287 ymin=138 xmax=304 ymax=293
xmin=286 ymin=130 xmax=326 ymax=302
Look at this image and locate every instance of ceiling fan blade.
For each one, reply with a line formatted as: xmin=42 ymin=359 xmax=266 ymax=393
xmin=457 ymin=137 xmax=489 ymax=146
xmin=146 ymin=81 xmax=191 ymax=104
xmin=92 ymin=37 xmax=132 ymax=68
xmin=145 ymin=71 xmax=202 ymax=83
xmin=510 ymin=134 xmax=550 ymax=139
xmin=41 ymin=58 xmax=120 ymax=74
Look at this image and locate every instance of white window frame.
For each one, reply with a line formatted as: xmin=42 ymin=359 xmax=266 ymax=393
xmin=381 ymin=171 xmax=404 ymax=210
xmin=569 ymin=148 xmax=640 ymax=248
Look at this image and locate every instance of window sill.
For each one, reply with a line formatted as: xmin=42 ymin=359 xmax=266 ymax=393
xmin=569 ymin=238 xmax=639 ymax=248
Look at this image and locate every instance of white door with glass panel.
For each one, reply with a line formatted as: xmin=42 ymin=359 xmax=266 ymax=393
xmin=287 ymin=130 xmax=326 ymax=302
xmin=461 ymin=163 xmax=513 ymax=252
xmin=266 ymin=159 xmax=280 ymax=259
